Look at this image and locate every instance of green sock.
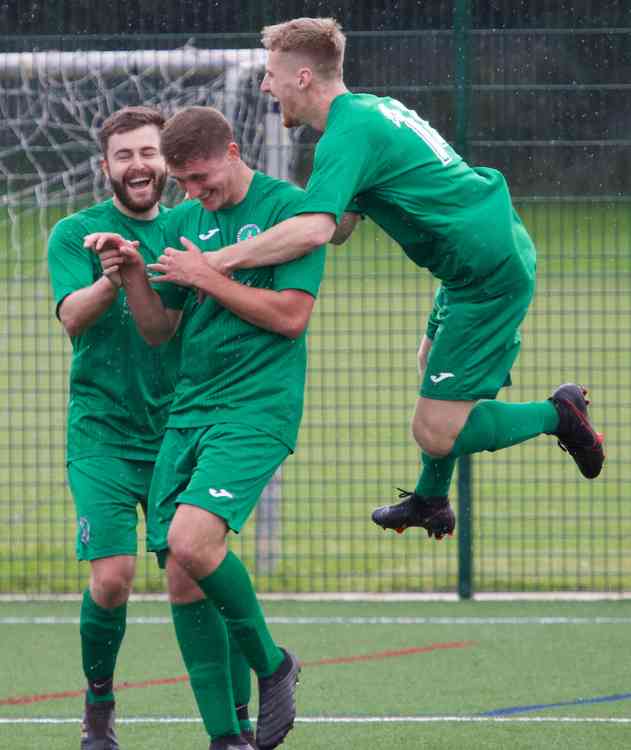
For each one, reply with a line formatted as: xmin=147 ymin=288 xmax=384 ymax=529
xmin=450 ymin=399 xmax=559 ymax=457
xmin=171 ymin=599 xmax=240 ymax=740
xmin=229 ymin=634 xmax=253 ymax=734
xmin=415 ymin=452 xmax=457 ymax=497
xmin=197 ymin=551 xmax=283 ymax=678
xmin=80 ymin=589 xmax=126 ymax=704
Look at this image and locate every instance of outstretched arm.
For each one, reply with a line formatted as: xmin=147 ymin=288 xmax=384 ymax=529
xmin=209 ymin=213 xmax=336 ymax=275
xmin=149 ymin=238 xmax=316 ymax=339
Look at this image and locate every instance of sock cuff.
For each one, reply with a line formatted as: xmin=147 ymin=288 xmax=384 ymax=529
xmin=82 ymin=589 xmax=127 ymax=621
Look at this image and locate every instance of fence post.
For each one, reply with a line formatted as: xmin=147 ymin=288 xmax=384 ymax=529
xmin=454 ymin=0 xmax=473 ymax=600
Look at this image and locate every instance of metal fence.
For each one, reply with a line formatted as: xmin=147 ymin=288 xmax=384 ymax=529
xmin=1 ymin=2 xmax=629 ymax=594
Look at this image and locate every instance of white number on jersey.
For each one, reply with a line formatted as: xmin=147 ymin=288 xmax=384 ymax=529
xmin=379 ymin=100 xmax=453 ymax=166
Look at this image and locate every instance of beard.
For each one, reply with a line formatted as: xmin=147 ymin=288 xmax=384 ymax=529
xmin=109 ymin=169 xmax=167 ymax=214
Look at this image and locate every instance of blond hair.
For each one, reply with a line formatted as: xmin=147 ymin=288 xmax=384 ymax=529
xmin=261 ymin=17 xmax=345 ymax=80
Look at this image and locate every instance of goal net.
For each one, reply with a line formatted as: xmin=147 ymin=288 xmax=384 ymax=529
xmin=0 ymin=46 xmax=296 ymax=591
xmin=0 ymin=46 xmax=293 ymax=219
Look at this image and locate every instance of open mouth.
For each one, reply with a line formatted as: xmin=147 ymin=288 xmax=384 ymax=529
xmin=126 ymin=176 xmax=153 ymax=190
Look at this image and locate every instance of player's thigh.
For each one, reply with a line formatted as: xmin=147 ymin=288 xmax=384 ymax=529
xmin=148 ymin=424 xmax=289 ymax=567
xmin=420 ymin=276 xmax=534 ymax=403
xmin=180 ymin=423 xmax=289 ymax=531
xmin=67 ymin=456 xmax=154 ymax=561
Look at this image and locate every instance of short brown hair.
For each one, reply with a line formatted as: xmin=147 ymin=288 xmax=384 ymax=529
xmin=160 ymin=106 xmax=233 ymax=168
xmin=262 ymin=17 xmax=345 ymax=79
xmin=98 ymin=106 xmax=165 ymax=154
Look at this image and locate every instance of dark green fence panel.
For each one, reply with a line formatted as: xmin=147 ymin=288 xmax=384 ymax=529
xmin=0 ymin=2 xmax=628 ymax=593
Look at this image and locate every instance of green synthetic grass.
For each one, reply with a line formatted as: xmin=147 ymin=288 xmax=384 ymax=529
xmin=1 ymin=201 xmax=630 ymax=592
xmin=1 ymin=599 xmax=630 ymax=749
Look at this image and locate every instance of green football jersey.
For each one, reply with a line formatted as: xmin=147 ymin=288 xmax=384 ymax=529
xmin=48 ymin=199 xmax=181 ymax=462
xmin=158 ymin=171 xmax=326 ymax=451
xmin=299 ymin=92 xmax=536 ymax=288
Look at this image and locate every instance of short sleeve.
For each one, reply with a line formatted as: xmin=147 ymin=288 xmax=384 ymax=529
xmin=273 ymin=245 xmax=326 ymax=298
xmin=296 ymin=129 xmax=374 ymax=223
xmin=47 ymin=217 xmax=100 ymax=315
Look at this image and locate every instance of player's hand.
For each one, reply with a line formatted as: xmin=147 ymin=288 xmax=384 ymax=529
xmin=98 ymin=248 xmax=123 ymax=288
xmin=84 ymin=232 xmax=140 ymax=254
xmin=147 ymin=237 xmax=211 ymax=287
xmin=205 ymin=247 xmax=231 ymax=276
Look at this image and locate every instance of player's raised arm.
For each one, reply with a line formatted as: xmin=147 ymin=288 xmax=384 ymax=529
xmin=151 ymin=236 xmax=318 ymax=338
xmin=49 ymin=224 xmax=123 ymax=338
xmin=207 ymin=212 xmax=334 ymax=275
xmin=87 ymin=232 xmax=181 ymax=345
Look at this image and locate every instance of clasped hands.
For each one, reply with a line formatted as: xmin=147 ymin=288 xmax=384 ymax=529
xmin=83 ymin=232 xmax=226 ymax=289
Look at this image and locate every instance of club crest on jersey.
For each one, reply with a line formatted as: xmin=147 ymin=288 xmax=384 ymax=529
xmin=236 ymin=223 xmax=261 ymax=242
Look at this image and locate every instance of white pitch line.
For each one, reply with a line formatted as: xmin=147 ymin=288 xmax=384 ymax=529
xmin=2 ymin=616 xmax=631 ymax=625
xmin=1 ymin=716 xmax=631 ymax=725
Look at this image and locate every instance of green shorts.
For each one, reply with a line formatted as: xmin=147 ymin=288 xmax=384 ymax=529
xmin=147 ymin=423 xmax=289 ymax=566
xmin=421 ymin=249 xmax=536 ymax=401
xmin=67 ymin=456 xmax=154 ymax=561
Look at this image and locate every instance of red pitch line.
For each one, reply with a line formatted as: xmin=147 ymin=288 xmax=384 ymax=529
xmin=300 ymin=641 xmax=476 ymax=668
xmin=0 ymin=641 xmax=475 ymax=706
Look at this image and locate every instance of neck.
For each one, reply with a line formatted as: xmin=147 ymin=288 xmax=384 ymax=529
xmin=112 ymin=195 xmax=160 ymax=221
xmin=308 ymin=82 xmax=349 ymax=131
xmin=226 ymin=162 xmax=255 ymax=207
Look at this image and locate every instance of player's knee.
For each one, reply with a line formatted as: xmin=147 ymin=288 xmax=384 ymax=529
xmin=412 ymin=419 xmax=454 ymax=457
xmin=167 ymin=526 xmax=222 ymax=576
xmin=91 ymin=567 xmax=133 ymax=608
xmin=167 ymin=526 xmax=197 ymax=570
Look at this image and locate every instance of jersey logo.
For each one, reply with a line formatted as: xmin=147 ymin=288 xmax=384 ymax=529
xmin=430 ymin=372 xmax=455 ymax=384
xmin=237 ymin=223 xmax=261 ymax=242
xmin=209 ymin=487 xmax=234 ymax=499
xmin=199 ymin=229 xmax=220 ymax=240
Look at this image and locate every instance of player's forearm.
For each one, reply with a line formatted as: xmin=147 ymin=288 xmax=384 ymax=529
xmin=58 ymin=275 xmax=120 ymax=337
xmin=212 ymin=214 xmax=335 ymax=273
xmin=196 ymin=272 xmax=312 ymax=339
xmin=121 ymin=270 xmax=177 ymax=345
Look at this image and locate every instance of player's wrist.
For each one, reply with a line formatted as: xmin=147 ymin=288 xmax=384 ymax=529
xmin=102 ymin=272 xmax=122 ymax=290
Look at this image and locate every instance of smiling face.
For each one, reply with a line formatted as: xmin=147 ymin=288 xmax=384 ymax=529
xmin=260 ymin=49 xmax=307 ymax=129
xmin=102 ymin=124 xmax=167 ymax=217
xmin=168 ymin=144 xmax=242 ymax=212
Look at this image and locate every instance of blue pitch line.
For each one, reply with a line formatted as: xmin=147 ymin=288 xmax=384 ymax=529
xmin=481 ymin=692 xmax=631 ymax=717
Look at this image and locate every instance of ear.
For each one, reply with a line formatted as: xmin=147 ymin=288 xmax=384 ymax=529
xmin=100 ymin=158 xmax=110 ymax=179
xmin=297 ymin=67 xmax=313 ymax=89
xmin=227 ymin=142 xmax=241 ymax=161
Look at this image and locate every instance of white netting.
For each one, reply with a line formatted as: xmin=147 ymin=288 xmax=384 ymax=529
xmin=0 ymin=46 xmax=292 ymax=214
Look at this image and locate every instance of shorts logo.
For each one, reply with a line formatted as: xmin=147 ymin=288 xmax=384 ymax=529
xmin=430 ymin=372 xmax=455 ymax=384
xmin=209 ymin=488 xmax=234 ymax=499
xmin=236 ymin=223 xmax=261 ymax=242
xmin=79 ymin=517 xmax=90 ymax=545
